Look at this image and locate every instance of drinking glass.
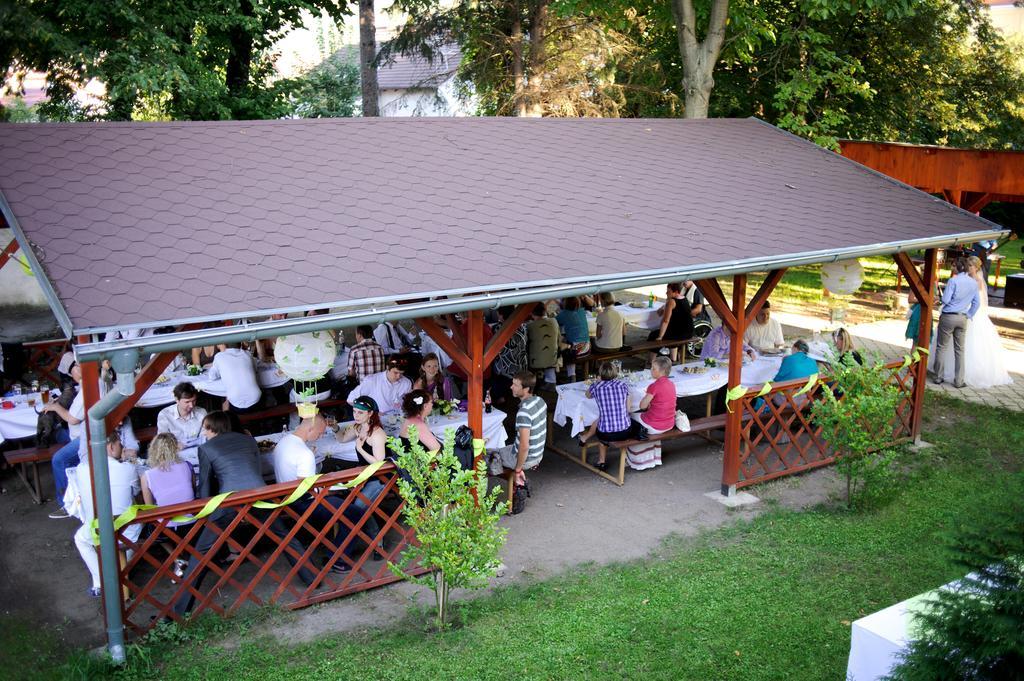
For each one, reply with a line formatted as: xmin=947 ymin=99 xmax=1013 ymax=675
xmin=40 ymin=390 xmax=50 ymax=405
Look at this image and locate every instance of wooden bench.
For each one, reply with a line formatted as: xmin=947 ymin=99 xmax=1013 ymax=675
xmin=579 ymin=337 xmax=696 ymax=376
xmin=4 ymin=398 xmax=347 ymax=505
xmin=4 ymin=442 xmax=63 ymax=504
xmin=561 ymin=413 xmax=733 ymax=486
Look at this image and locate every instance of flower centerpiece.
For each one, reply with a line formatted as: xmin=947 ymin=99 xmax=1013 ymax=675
xmin=704 ymin=357 xmax=718 ymax=368
xmin=186 ymin=364 xmax=202 ymax=376
xmin=435 ymin=399 xmax=458 ymax=416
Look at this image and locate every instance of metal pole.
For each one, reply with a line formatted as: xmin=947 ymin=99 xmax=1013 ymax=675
xmin=86 ymin=350 xmax=139 ymax=664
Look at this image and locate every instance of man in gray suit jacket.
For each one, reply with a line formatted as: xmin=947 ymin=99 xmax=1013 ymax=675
xmin=172 ymin=411 xmax=317 ymax=617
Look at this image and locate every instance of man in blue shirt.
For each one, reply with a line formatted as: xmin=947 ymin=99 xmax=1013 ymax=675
xmin=930 ymin=258 xmax=980 ymax=388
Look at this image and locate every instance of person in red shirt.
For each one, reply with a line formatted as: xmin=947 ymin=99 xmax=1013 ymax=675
xmin=627 ymin=355 xmax=677 ymax=471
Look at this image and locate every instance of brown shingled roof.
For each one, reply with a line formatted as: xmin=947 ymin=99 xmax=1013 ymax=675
xmin=0 ymin=117 xmax=1004 ymax=336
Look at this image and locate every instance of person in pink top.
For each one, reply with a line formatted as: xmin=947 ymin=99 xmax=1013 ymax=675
xmin=627 ymin=356 xmax=677 ymax=471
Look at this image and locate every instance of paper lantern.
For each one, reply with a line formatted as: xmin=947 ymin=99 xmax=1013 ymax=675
xmin=821 ymin=259 xmax=863 ymax=295
xmin=274 ymin=332 xmax=336 ymax=382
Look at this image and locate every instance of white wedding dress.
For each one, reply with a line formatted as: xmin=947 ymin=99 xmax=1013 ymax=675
xmin=930 ymin=277 xmax=1013 ymax=388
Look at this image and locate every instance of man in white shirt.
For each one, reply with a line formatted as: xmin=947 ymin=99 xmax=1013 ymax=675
xmin=347 ymin=360 xmax=412 ymax=414
xmin=157 ymin=382 xmax=208 ymax=464
xmin=744 ymin=300 xmax=786 ymax=352
xmin=272 ymin=414 xmax=327 ymax=484
xmin=208 ymin=343 xmax=262 ymax=411
xmin=73 ymin=433 xmax=141 ymax=597
xmin=272 ymin=414 xmax=357 ymax=572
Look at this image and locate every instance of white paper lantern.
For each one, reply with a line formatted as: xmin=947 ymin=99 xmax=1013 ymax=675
xmin=821 ymin=259 xmax=864 ymax=295
xmin=274 ymin=332 xmax=336 ymax=382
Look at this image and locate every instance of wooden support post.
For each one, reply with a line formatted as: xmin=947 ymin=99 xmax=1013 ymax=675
xmin=483 ymin=303 xmax=533 ymax=368
xmin=466 ymin=310 xmax=485 ymax=439
xmin=416 ymin=316 xmax=470 ymax=375
xmin=911 ymin=248 xmax=938 ymax=439
xmin=893 ymin=253 xmax=932 ymax=309
xmin=696 ymin=279 xmax=736 ymax=331
xmin=722 ymin=274 xmax=746 ymax=496
xmin=745 ymin=269 xmax=787 ymax=321
xmin=0 ymin=237 xmax=20 ymax=271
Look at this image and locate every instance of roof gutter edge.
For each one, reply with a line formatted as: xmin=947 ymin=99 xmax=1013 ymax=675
xmin=0 ymin=191 xmax=74 ymax=338
xmin=72 ymin=228 xmax=1007 ymax=363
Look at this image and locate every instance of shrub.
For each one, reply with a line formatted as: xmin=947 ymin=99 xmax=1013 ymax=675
xmin=387 ymin=427 xmax=508 ymax=630
xmin=811 ymin=354 xmax=901 ymax=510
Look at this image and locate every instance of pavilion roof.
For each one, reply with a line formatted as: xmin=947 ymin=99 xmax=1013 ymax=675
xmin=0 ymin=117 xmax=1006 ymax=338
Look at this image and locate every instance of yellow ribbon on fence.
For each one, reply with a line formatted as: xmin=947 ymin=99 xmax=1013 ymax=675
xmin=794 ymin=373 xmax=819 ymax=397
xmin=327 ymin=459 xmax=385 ymax=491
xmin=253 ymin=474 xmax=322 ymax=509
xmin=472 ymin=438 xmax=485 ymax=458
xmin=756 ymin=382 xmax=773 ymax=398
xmin=14 ymin=254 xmax=33 ymax=276
xmin=724 ymin=385 xmax=749 ymax=413
xmin=91 ymin=461 xmax=387 ymax=545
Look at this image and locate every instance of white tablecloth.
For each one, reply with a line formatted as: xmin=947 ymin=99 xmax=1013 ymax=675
xmin=0 ymin=391 xmax=60 ymax=445
xmin=257 ymin=408 xmax=510 ymax=464
xmin=137 ymin=362 xmax=292 ymax=408
xmin=586 ymin=303 xmax=662 ymax=335
xmin=847 ymin=578 xmax=966 ymax=681
xmin=553 ymin=357 xmax=782 ymax=437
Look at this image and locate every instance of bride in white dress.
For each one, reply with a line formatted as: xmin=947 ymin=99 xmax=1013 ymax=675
xmin=932 ymin=256 xmax=1013 ymax=388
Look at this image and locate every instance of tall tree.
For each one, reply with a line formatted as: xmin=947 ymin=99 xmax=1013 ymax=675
xmin=359 ymin=0 xmax=380 ymax=116
xmin=670 ymin=0 xmax=729 ymax=118
xmin=382 ymin=0 xmax=665 ymax=116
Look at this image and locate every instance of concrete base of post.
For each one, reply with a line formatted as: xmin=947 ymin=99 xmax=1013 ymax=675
xmin=910 ymin=438 xmax=934 ymax=452
xmin=705 ymin=489 xmax=760 ymax=508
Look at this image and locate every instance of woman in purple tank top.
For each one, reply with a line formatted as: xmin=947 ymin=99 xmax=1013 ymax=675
xmin=141 ymin=433 xmax=195 ymax=525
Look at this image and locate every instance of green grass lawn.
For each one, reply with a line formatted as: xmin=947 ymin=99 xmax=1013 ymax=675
xmin=5 ymin=394 xmax=1022 ymax=680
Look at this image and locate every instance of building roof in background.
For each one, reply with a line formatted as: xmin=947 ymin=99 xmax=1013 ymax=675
xmin=0 ymin=117 xmax=1005 ymax=337
xmin=377 ymin=44 xmax=460 ymax=90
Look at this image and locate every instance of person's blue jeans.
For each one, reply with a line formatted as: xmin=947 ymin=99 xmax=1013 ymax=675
xmin=51 ymin=437 xmax=80 ymax=506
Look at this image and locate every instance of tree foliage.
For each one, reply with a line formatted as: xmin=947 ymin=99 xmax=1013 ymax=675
xmin=287 ymin=52 xmax=360 ymax=117
xmin=886 ymin=499 xmax=1024 ymax=680
xmin=382 ymin=0 xmax=675 ymax=116
xmin=2 ymin=1 xmax=349 ymax=121
xmin=387 ymin=428 xmax=508 ymax=630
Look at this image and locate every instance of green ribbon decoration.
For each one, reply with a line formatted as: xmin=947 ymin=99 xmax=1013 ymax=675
xmin=724 ymin=385 xmax=748 ymax=413
xmin=90 ymin=461 xmax=388 ymax=545
xmin=327 ymin=459 xmax=385 ymax=491
xmin=900 ymin=354 xmax=913 ymax=370
xmin=756 ymin=382 xmax=773 ymax=398
xmin=14 ymin=254 xmax=32 ymax=276
xmin=253 ymin=474 xmax=322 ymax=509
xmin=472 ymin=438 xmax=485 ymax=458
xmin=794 ymin=373 xmax=819 ymax=397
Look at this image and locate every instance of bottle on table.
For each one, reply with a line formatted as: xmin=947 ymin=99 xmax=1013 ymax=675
xmin=484 ymin=389 xmax=492 ymax=414
xmin=648 ymin=292 xmax=655 ymax=308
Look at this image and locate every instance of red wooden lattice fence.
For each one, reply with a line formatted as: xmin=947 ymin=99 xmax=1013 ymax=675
xmin=735 ymin=359 xmax=918 ymax=488
xmin=114 ymin=463 xmax=426 ymax=636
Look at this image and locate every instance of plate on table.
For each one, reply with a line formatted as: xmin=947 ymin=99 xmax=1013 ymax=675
xmin=760 ymin=348 xmax=785 ymax=356
xmin=154 ymin=375 xmax=170 ymax=384
xmin=629 ymin=302 xmax=649 ymax=309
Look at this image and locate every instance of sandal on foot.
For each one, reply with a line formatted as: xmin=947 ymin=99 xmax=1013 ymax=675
xmin=594 ymin=462 xmax=609 ymax=472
